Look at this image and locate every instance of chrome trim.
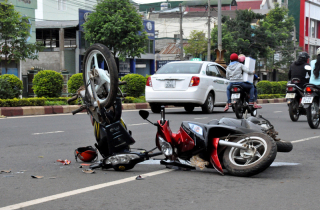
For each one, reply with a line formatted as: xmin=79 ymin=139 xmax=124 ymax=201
xmin=219 ymin=140 xmax=247 ymax=150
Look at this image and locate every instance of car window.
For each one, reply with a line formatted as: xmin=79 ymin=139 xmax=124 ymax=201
xmin=206 ymin=65 xmax=222 ymax=78
xmin=216 ymin=66 xmax=227 ymax=78
xmin=156 ymin=63 xmax=202 ymax=74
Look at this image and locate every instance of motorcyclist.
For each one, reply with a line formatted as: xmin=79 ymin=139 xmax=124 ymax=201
xmin=309 ymin=47 xmax=320 ymax=86
xmin=288 ymin=51 xmax=311 ymax=89
xmin=224 ymin=53 xmax=261 ymax=112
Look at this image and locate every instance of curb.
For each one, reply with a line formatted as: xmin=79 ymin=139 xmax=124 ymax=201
xmin=0 ymin=99 xmax=286 ymax=117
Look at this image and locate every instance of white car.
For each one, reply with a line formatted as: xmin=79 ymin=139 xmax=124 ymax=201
xmin=145 ymin=61 xmax=229 ymax=113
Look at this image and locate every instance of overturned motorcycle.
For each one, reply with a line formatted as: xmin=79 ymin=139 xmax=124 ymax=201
xmin=69 ymin=43 xmax=292 ymax=177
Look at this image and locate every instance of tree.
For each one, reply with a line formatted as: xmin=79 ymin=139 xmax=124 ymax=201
xmin=0 ymin=1 xmax=43 ymax=73
xmin=184 ymin=30 xmax=207 ymax=58
xmin=82 ymin=0 xmax=148 ymax=61
xmin=260 ymin=3 xmax=295 ymax=73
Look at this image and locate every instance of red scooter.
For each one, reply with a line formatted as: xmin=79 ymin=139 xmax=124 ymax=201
xmin=139 ymin=106 xmax=283 ymax=177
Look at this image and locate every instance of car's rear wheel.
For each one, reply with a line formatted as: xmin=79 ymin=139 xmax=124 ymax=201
xmin=150 ymin=103 xmax=161 ymax=113
xmin=202 ymin=93 xmax=214 ymax=114
xmin=184 ymin=105 xmax=195 ymax=113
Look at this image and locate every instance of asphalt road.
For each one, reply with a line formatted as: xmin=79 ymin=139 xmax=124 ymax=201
xmin=0 ymin=103 xmax=320 ymax=210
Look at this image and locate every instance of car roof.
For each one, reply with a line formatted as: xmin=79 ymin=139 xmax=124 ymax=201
xmin=167 ymin=61 xmax=225 ymax=68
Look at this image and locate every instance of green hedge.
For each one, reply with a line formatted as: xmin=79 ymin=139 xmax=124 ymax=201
xmin=0 ymin=97 xmax=78 ymax=107
xmin=0 ymin=74 xmax=23 ymax=98
xmin=67 ymin=73 xmax=83 ymax=94
xmin=120 ymin=74 xmax=147 ymax=97
xmin=257 ymin=94 xmax=285 ymax=99
xmin=257 ymin=81 xmax=288 ymax=95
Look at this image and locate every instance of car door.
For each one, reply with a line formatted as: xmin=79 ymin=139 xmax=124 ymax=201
xmin=206 ymin=64 xmax=228 ymax=103
xmin=215 ymin=65 xmax=229 ymax=102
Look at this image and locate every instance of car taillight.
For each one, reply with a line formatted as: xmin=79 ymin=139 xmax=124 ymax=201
xmin=146 ymin=77 xmax=152 ymax=87
xmin=189 ymin=76 xmax=200 ymax=87
xmin=232 ymin=87 xmax=239 ymax=92
xmin=306 ymin=87 xmax=312 ymax=93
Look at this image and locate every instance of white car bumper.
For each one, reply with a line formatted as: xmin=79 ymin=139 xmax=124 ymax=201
xmin=145 ymin=86 xmax=206 ymax=105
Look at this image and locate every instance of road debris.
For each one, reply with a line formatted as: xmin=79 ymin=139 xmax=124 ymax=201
xmin=79 ymin=165 xmax=83 ymax=168
xmin=0 ymin=115 xmax=6 ymax=118
xmin=56 ymin=159 xmax=71 ymax=165
xmin=136 ymin=175 xmax=144 ymax=180
xmin=1 ymin=170 xmax=12 ymax=173
xmin=31 ymin=175 xmax=44 ymax=179
xmin=38 ymin=156 xmax=44 ymax=158
xmin=82 ymin=169 xmax=95 ymax=174
xmin=80 ymin=163 xmax=91 ymax=166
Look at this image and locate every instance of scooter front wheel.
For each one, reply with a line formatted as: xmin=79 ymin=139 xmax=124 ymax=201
xmin=222 ymin=133 xmax=277 ymax=177
xmin=82 ymin=43 xmax=118 ymax=109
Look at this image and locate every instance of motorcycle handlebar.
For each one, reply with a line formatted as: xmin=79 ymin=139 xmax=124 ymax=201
xmin=72 ymin=105 xmax=86 ymax=115
xmin=67 ymin=95 xmax=78 ymax=104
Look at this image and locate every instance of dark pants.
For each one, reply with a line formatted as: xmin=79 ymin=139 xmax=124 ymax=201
xmin=227 ymin=82 xmax=255 ymax=103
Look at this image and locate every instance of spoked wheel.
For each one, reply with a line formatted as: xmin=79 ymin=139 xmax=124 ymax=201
xmin=289 ymin=99 xmax=299 ymax=122
xmin=306 ymin=99 xmax=320 ymax=129
xmin=235 ymin=99 xmax=244 ymax=119
xmin=82 ymin=43 xmax=118 ymax=109
xmin=222 ymin=133 xmax=277 ymax=177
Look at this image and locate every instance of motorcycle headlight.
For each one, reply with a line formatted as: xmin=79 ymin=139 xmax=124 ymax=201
xmin=105 ymin=154 xmax=140 ymax=165
xmin=158 ymin=137 xmax=173 ymax=156
xmin=189 ymin=123 xmax=203 ymax=136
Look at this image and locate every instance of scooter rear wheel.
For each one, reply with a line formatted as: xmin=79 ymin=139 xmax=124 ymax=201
xmin=235 ymin=99 xmax=244 ymax=119
xmin=288 ymin=99 xmax=299 ymax=122
xmin=222 ymin=133 xmax=277 ymax=177
xmin=306 ymin=99 xmax=320 ymax=129
xmin=82 ymin=43 xmax=118 ymax=109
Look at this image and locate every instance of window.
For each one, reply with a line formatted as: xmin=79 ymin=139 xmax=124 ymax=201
xmin=311 ymin=19 xmax=317 ymax=38
xmin=206 ymin=65 xmax=222 ymax=77
xmin=216 ymin=66 xmax=227 ymax=78
xmin=58 ymin=0 xmax=66 ymax=11
xmin=144 ymin=39 xmax=154 ymax=54
xmin=174 ymin=34 xmax=180 ymax=43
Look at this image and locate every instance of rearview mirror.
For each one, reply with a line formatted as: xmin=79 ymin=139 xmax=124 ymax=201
xmin=139 ymin=110 xmax=149 ymax=120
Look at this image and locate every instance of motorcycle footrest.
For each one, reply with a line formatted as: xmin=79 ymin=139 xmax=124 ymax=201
xmin=160 ymin=160 xmax=195 ymax=170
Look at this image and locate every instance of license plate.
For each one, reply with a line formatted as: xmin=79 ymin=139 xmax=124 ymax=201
xmin=231 ymin=93 xmax=240 ymax=99
xmin=285 ymin=93 xmax=295 ymax=98
xmin=301 ymin=97 xmax=313 ymax=104
xmin=165 ymin=80 xmax=175 ymax=88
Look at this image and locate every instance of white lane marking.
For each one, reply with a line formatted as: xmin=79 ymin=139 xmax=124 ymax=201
xmin=194 ymin=117 xmax=208 ymax=120
xmin=0 ymin=169 xmax=173 ymax=210
xmin=291 ymin=135 xmax=320 ymax=143
xmin=32 ymin=131 xmax=64 ymax=135
xmin=274 ymin=111 xmax=282 ymax=113
xmin=139 ymin=160 xmax=300 ymax=167
xmin=128 ymin=123 xmax=149 ymax=126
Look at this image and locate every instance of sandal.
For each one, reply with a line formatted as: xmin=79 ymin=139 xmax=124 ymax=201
xmin=253 ymin=103 xmax=262 ymax=109
xmin=224 ymin=103 xmax=231 ymax=112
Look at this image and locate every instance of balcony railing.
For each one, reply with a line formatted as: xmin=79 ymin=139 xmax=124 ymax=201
xmin=37 ymin=39 xmax=77 ymax=49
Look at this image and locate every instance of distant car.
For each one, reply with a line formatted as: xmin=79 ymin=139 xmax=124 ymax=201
xmin=145 ymin=61 xmax=229 ymax=113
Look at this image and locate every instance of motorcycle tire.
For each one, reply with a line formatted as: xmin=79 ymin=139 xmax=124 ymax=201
xmin=222 ymin=133 xmax=277 ymax=177
xmin=288 ymin=100 xmax=299 ymax=122
xmin=276 ymin=140 xmax=293 ymax=153
xmin=306 ymin=99 xmax=320 ymax=129
xmin=82 ymin=43 xmax=118 ymax=109
xmin=235 ymin=99 xmax=244 ymax=119
xmin=150 ymin=103 xmax=161 ymax=113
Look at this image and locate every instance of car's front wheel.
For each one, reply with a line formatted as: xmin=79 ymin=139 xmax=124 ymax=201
xmin=202 ymin=93 xmax=214 ymax=114
xmin=150 ymin=103 xmax=161 ymax=113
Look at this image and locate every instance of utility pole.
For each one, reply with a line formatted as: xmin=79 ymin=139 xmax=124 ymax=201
xmin=207 ymin=0 xmax=211 ymax=61
xmin=179 ymin=4 xmax=184 ymax=61
xmin=218 ymin=0 xmax=222 ymax=51
xmin=294 ymin=25 xmax=297 ymax=60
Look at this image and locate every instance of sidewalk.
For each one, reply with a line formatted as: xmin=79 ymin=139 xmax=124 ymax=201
xmin=0 ymin=98 xmax=286 ymax=117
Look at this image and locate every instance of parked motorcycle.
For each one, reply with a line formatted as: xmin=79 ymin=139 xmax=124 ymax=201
xmin=139 ymin=105 xmax=292 ymax=177
xmin=302 ymin=84 xmax=320 ymax=129
xmin=286 ymin=78 xmax=306 ymax=121
xmin=230 ymin=84 xmax=257 ymax=119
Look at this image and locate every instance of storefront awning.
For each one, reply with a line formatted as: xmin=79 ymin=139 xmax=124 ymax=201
xmin=35 ymin=20 xmax=79 ymax=29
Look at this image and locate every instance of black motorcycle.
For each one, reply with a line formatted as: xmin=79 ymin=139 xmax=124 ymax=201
xmin=302 ymin=84 xmax=320 ymax=129
xmin=230 ymin=84 xmax=257 ymax=119
xmin=286 ymin=78 xmax=306 ymax=121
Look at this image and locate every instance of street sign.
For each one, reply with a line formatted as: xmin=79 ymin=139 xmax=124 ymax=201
xmin=190 ymin=58 xmax=202 ymax=61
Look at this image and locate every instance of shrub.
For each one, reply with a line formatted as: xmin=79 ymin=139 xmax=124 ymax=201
xmin=256 ymin=81 xmax=272 ymax=94
xmin=0 ymin=74 xmax=23 ymax=98
xmin=67 ymin=73 xmax=83 ymax=94
xmin=0 ymin=77 xmax=16 ymax=99
xmin=123 ymin=96 xmax=135 ymax=103
xmin=258 ymin=94 xmax=285 ymax=99
xmin=271 ymin=82 xmax=281 ymax=94
xmin=33 ymin=70 xmax=64 ymax=98
xmin=0 ymin=98 xmax=46 ymax=107
xmin=278 ymin=81 xmax=288 ymax=94
xmin=120 ymin=74 xmax=147 ymax=97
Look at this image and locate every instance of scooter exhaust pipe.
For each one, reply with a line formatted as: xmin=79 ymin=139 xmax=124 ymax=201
xmin=219 ymin=140 xmax=247 ymax=150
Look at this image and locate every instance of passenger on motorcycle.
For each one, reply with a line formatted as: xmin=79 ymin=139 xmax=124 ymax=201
xmin=309 ymin=47 xmax=320 ymax=86
xmin=224 ymin=53 xmax=261 ymax=112
xmin=288 ymin=51 xmax=311 ymax=89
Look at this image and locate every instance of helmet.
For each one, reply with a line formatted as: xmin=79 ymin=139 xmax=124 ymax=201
xmin=230 ymin=53 xmax=238 ymax=61
xmin=238 ymin=54 xmax=246 ymax=63
xmin=298 ymin=51 xmax=310 ymax=60
xmin=75 ymin=146 xmax=98 ymax=162
xmin=317 ymin=47 xmax=320 ymax=55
